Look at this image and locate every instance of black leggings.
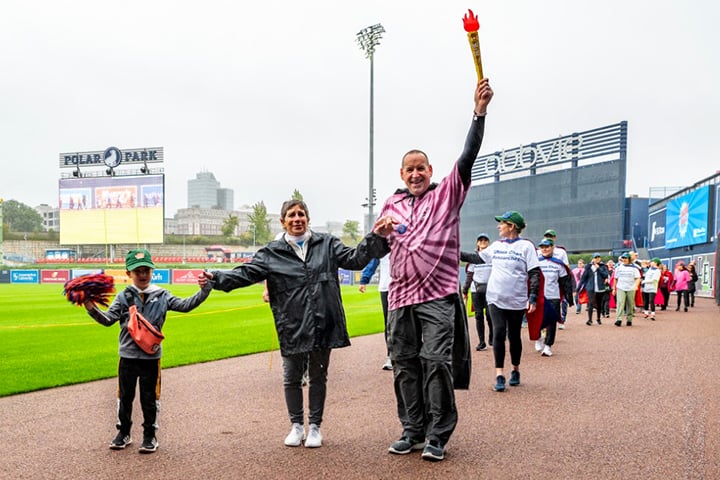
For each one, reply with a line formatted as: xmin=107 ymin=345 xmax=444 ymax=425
xmin=488 ymin=304 xmax=524 ymax=369
xmin=676 ymin=290 xmax=689 ymax=309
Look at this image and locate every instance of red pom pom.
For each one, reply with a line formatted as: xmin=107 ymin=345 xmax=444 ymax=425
xmin=63 ymin=274 xmax=116 ymax=307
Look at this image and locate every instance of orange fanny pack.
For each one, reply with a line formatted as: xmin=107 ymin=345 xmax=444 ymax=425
xmin=127 ymin=305 xmax=165 ymax=354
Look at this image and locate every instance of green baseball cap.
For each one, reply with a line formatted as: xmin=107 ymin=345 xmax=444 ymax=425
xmin=494 ymin=210 xmax=526 ymax=229
xmin=543 ymin=229 xmax=557 ymax=237
xmin=125 ymin=249 xmax=155 ymax=271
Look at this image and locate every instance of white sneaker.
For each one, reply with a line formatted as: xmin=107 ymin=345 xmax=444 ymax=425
xmin=382 ymin=357 xmax=393 ymax=371
xmin=558 ymin=322 xmax=565 ymax=330
xmin=305 ymin=424 xmax=322 ymax=448
xmin=284 ymin=423 xmax=305 ymax=447
xmin=534 ymin=339 xmax=544 ymax=352
xmin=541 ymin=345 xmax=553 ymax=357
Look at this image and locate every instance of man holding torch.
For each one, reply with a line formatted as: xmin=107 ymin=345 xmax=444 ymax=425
xmin=372 ymin=73 xmax=493 ymax=461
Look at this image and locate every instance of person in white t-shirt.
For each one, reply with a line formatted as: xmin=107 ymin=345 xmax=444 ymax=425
xmin=611 ymin=253 xmax=641 ymax=326
xmin=462 ymin=233 xmax=494 ymax=351
xmin=535 ymin=238 xmax=574 ymax=357
xmin=461 ymin=211 xmax=541 ymax=392
xmin=641 ymin=258 xmax=661 ymax=319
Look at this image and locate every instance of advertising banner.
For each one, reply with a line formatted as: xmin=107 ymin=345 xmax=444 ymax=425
xmin=11 ymin=270 xmax=39 ymax=284
xmin=172 ymin=269 xmax=204 ymax=284
xmin=41 ymin=270 xmax=71 ymax=284
xmin=0 ymin=270 xmax=11 ymax=284
xmin=152 ymin=269 xmax=170 ymax=284
xmin=105 ymin=269 xmax=131 ymax=285
xmin=647 ymin=209 xmax=666 ymax=250
xmin=72 ymin=269 xmax=103 ymax=279
xmin=338 ymin=269 xmax=352 ymax=285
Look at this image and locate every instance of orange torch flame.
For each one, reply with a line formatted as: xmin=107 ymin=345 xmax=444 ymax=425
xmin=462 ymin=9 xmax=483 ymax=80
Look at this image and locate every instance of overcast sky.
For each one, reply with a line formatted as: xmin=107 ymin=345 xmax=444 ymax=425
xmin=1 ymin=0 xmax=718 ymax=227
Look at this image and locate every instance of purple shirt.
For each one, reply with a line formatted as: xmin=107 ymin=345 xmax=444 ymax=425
xmin=380 ymin=164 xmax=467 ymax=310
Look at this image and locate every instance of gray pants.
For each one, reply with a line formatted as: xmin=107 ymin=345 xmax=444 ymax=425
xmin=387 ymin=297 xmax=457 ymax=446
xmin=282 ymin=349 xmax=331 ymax=426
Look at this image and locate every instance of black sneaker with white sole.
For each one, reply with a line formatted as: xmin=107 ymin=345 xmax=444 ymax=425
xmin=109 ymin=432 xmax=132 ymax=450
xmin=388 ymin=436 xmax=425 ymax=454
xmin=139 ymin=436 xmax=158 ymax=453
xmin=421 ymin=440 xmax=445 ymax=461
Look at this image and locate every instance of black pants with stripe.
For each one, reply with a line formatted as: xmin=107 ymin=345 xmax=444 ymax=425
xmin=116 ymin=357 xmax=161 ymax=438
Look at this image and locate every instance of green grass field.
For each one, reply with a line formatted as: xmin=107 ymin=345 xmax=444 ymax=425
xmin=0 ymin=283 xmax=385 ymax=397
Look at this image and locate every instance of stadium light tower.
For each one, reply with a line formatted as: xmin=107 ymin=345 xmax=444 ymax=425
xmin=356 ymin=23 xmax=385 ymax=234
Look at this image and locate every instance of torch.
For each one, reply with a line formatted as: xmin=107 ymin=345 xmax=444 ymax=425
xmin=463 ymin=9 xmax=483 ymax=80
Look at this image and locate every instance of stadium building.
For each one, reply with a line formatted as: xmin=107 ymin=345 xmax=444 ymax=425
xmin=459 ymin=121 xmax=718 ymax=300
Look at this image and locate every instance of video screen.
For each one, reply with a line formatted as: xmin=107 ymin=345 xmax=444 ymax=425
xmin=664 ymin=185 xmax=710 ymax=249
xmin=59 ymin=175 xmax=164 ymax=244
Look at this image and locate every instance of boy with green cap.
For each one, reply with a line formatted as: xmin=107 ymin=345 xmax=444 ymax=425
xmin=84 ymin=249 xmax=213 ymax=453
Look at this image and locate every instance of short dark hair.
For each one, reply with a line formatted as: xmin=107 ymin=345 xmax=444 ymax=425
xmin=401 ymin=149 xmax=429 ymax=166
xmin=280 ymin=199 xmax=310 ymax=219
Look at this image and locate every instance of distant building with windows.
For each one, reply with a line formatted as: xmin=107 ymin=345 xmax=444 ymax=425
xmin=188 ymin=171 xmax=233 ymax=210
xmin=35 ymin=204 xmax=59 ymax=232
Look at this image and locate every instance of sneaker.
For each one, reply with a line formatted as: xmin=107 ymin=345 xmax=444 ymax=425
xmin=494 ymin=375 xmax=506 ymax=392
xmin=650 ymin=313 xmax=655 ymax=321
xmin=509 ymin=370 xmax=521 ymax=386
xmin=596 ymin=318 xmax=602 ymax=325
xmin=476 ymin=342 xmax=487 ymax=351
xmin=138 ymin=436 xmax=158 ymax=453
xmin=643 ymin=311 xmax=649 ymax=318
xmin=558 ymin=322 xmax=565 ymax=330
xmin=388 ymin=436 xmax=425 ymax=454
xmin=305 ymin=424 xmax=322 ymax=448
xmin=534 ymin=339 xmax=544 ymax=352
xmin=421 ymin=440 xmax=445 ymax=461
xmin=614 ymin=320 xmax=622 ymax=327
xmin=109 ymin=432 xmax=132 ymax=450
xmin=284 ymin=423 xmax=305 ymax=447
xmin=541 ymin=345 xmax=553 ymax=357
xmin=382 ymin=357 xmax=393 ymax=370
xmin=626 ymin=321 xmax=632 ymax=326
xmin=586 ymin=320 xmax=592 ymax=326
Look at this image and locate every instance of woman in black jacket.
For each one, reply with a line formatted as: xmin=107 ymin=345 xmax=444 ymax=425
xmin=687 ymin=262 xmax=699 ymax=307
xmin=200 ymin=200 xmax=388 ymax=449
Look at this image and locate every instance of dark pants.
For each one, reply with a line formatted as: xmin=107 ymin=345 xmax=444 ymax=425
xmin=659 ymin=286 xmax=670 ymax=310
xmin=282 ymin=349 xmax=331 ymax=426
xmin=117 ymin=357 xmax=161 ymax=438
xmin=471 ymin=290 xmax=493 ymax=346
xmin=676 ymin=290 xmax=689 ymax=310
xmin=587 ymin=290 xmax=606 ymax=322
xmin=488 ymin=304 xmax=524 ymax=369
xmin=544 ymin=299 xmax=560 ymax=346
xmin=387 ymin=297 xmax=456 ymax=446
xmin=642 ymin=292 xmax=656 ymax=312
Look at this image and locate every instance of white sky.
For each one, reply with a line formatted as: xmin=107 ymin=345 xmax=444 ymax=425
xmin=1 ymin=0 xmax=718 ymax=226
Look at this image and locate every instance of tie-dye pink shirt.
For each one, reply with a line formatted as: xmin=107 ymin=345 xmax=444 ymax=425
xmin=380 ymin=165 xmax=467 ymax=311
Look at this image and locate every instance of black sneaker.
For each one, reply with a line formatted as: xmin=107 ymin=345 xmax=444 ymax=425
xmin=614 ymin=320 xmax=622 ymax=327
xmin=109 ymin=432 xmax=132 ymax=450
xmin=586 ymin=320 xmax=592 ymax=326
xmin=388 ymin=436 xmax=425 ymax=455
xmin=626 ymin=321 xmax=632 ymax=326
xmin=476 ymin=342 xmax=487 ymax=351
xmin=596 ymin=318 xmax=602 ymax=325
xmin=494 ymin=375 xmax=506 ymax=392
xmin=139 ymin=436 xmax=158 ymax=453
xmin=421 ymin=440 xmax=445 ymax=461
xmin=509 ymin=370 xmax=521 ymax=386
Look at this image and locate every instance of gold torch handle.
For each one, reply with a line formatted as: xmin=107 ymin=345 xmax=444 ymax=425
xmin=467 ymin=31 xmax=484 ymax=80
